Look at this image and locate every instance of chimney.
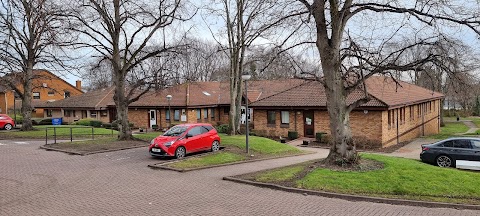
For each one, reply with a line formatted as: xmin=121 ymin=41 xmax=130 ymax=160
xmin=76 ymin=80 xmax=82 ymax=91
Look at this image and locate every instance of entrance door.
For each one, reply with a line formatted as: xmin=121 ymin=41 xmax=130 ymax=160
xmin=304 ymin=110 xmax=314 ymax=138
xmin=149 ymin=110 xmax=157 ymax=128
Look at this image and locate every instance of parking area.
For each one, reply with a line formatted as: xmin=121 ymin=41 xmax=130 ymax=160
xmin=0 ymin=139 xmax=477 ymax=215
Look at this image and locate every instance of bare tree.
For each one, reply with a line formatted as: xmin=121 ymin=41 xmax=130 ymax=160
xmin=296 ymin=0 xmax=480 ymax=164
xmin=82 ymin=58 xmax=113 ymax=91
xmin=0 ymin=0 xmax=73 ymax=130
xmin=205 ymin=0 xmax=306 ymax=134
xmin=68 ymin=0 xmax=190 ymax=140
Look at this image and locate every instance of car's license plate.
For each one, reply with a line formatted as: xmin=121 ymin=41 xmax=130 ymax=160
xmin=151 ymin=148 xmax=162 ymax=153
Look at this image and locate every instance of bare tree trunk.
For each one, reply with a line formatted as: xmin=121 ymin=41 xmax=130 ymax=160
xmin=20 ymin=68 xmax=34 ymax=131
xmin=322 ymin=55 xmax=357 ymax=164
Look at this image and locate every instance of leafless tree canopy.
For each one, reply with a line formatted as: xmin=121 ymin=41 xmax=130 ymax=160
xmin=0 ymin=0 xmax=74 ymax=130
xmin=67 ymin=0 xmax=191 ymax=140
xmin=293 ymin=0 xmax=480 ymax=164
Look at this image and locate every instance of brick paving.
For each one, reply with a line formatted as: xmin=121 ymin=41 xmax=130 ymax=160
xmin=0 ymin=139 xmax=478 ymax=215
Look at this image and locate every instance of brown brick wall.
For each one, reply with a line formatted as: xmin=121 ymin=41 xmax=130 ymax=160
xmin=253 ymin=109 xmax=383 ymax=142
xmin=382 ymin=99 xmax=441 ymax=147
xmin=128 ymin=109 xmax=149 ymax=129
xmin=6 ymin=71 xmax=83 ymax=117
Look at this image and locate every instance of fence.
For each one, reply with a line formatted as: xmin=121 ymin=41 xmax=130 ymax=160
xmin=44 ymin=126 xmax=115 ymax=145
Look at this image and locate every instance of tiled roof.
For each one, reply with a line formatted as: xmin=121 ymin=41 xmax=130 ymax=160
xmin=37 ymin=87 xmax=115 ymax=109
xmin=250 ymin=76 xmax=443 ymax=109
xmin=35 ymin=77 xmax=439 ymax=110
xmin=36 ymin=79 xmax=308 ymax=109
xmin=130 ymin=79 xmax=307 ymax=107
xmin=365 ymin=76 xmax=444 ymax=108
xmin=249 ymin=81 xmax=385 ymax=107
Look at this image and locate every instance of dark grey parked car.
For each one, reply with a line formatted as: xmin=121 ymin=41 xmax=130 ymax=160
xmin=420 ymin=137 xmax=480 ymax=167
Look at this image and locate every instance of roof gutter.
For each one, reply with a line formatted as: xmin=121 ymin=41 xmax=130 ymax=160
xmin=387 ymin=96 xmax=444 ymax=110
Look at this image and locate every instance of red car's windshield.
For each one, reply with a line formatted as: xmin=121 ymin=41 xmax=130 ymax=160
xmin=163 ymin=125 xmax=188 ymax=137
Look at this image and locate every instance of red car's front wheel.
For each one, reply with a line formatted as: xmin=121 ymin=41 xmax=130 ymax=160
xmin=175 ymin=146 xmax=186 ymax=159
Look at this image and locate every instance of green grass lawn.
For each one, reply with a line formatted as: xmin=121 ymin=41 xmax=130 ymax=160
xmin=428 ymin=122 xmax=469 ymax=139
xmin=134 ymin=132 xmax=163 ymax=141
xmin=45 ymin=137 xmax=148 ymax=154
xmin=251 ymin=154 xmax=480 ymax=205
xmin=167 ymin=152 xmax=246 ymax=169
xmin=3 ymin=125 xmax=117 ymax=139
xmin=161 ymin=134 xmax=304 ymax=170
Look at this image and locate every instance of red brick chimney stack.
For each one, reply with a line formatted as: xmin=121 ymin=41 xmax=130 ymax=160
xmin=76 ymin=80 xmax=82 ymax=91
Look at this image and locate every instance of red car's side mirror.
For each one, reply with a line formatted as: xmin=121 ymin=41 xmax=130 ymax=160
xmin=185 ymin=133 xmax=193 ymax=138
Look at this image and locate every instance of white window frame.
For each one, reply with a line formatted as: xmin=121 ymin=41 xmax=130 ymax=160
xmin=281 ymin=111 xmax=290 ymax=124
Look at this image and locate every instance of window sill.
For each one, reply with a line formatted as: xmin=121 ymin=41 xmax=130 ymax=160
xmin=267 ymin=124 xmax=276 ymax=128
xmin=280 ymin=124 xmax=289 ymax=128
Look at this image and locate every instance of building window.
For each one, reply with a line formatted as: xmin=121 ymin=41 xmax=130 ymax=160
xmin=101 ymin=110 xmax=108 ymax=117
xmin=388 ymin=110 xmax=395 ymax=129
xmin=418 ymin=104 xmax=421 ymax=118
xmin=46 ymin=109 xmax=52 ymax=117
xmin=281 ymin=111 xmax=289 ymax=124
xmin=203 ymin=108 xmax=208 ymax=119
xmin=399 ymin=108 xmax=403 ymax=125
xmin=224 ymin=107 xmax=230 ymax=115
xmin=211 ymin=108 xmax=215 ymax=119
xmin=64 ymin=91 xmax=71 ymax=98
xmin=196 ymin=109 xmax=201 ymax=120
xmin=174 ymin=109 xmax=180 ymax=121
xmin=48 ymin=91 xmax=55 ymax=96
xmin=73 ymin=110 xmax=76 ymax=117
xmin=33 ymin=92 xmax=40 ymax=99
xmin=410 ymin=106 xmax=414 ymax=121
xmin=165 ymin=110 xmax=170 ymax=120
xmin=64 ymin=110 xmax=71 ymax=117
xmin=90 ymin=111 xmax=97 ymax=118
xmin=267 ymin=111 xmax=276 ymax=126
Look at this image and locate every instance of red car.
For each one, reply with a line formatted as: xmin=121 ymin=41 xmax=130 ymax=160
xmin=149 ymin=123 xmax=221 ymax=158
xmin=0 ymin=114 xmax=15 ymax=130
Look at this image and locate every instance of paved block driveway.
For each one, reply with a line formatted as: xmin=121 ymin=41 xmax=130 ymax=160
xmin=0 ymin=139 xmax=477 ymax=216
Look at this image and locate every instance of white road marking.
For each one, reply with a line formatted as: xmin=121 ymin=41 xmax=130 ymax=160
xmin=0 ymin=143 xmax=6 ymax=146
xmin=14 ymin=142 xmax=29 ymax=145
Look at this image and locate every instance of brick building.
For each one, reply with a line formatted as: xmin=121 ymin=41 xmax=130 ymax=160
xmin=249 ymin=76 xmax=443 ymax=147
xmin=37 ymin=80 xmax=303 ymax=129
xmin=36 ymin=77 xmax=443 ymax=147
xmin=0 ymin=70 xmax=83 ymax=117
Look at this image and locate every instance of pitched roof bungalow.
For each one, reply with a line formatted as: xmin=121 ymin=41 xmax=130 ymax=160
xmin=37 ymin=76 xmax=443 ymax=147
xmin=37 ymin=79 xmax=306 ymax=129
xmin=249 ymin=76 xmax=444 ymax=147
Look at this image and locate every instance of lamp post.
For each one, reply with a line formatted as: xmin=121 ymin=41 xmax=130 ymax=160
xmin=242 ymin=72 xmax=252 ymax=154
xmin=166 ymin=95 xmax=172 ymax=128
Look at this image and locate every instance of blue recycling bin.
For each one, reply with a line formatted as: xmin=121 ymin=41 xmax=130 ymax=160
xmin=52 ymin=118 xmax=63 ymax=125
